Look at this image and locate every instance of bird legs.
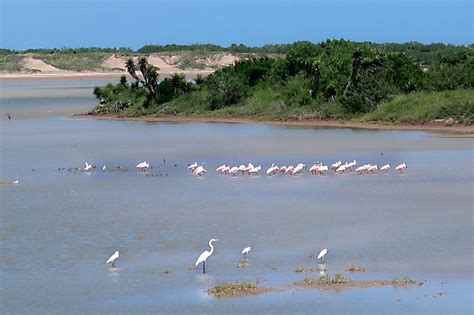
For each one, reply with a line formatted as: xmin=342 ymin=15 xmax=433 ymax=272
xmin=202 ymin=261 xmax=206 ymax=274
xmin=112 ymin=261 xmax=115 ymax=268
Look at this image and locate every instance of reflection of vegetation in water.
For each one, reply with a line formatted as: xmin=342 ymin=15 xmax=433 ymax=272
xmin=89 ymin=39 xmax=473 ymax=124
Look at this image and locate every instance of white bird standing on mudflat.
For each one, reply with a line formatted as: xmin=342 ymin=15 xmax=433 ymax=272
xmin=317 ymin=248 xmax=328 ymax=262
xmin=102 ymin=165 xmax=106 ymax=172
xmin=242 ymin=246 xmax=251 ymax=258
xmin=106 ymin=250 xmax=120 ymax=267
xmin=195 ymin=238 xmax=219 ymax=273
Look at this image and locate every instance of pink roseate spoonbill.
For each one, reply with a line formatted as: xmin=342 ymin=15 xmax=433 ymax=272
xmin=195 ymin=238 xmax=219 ymax=273
xmin=248 ymin=165 xmax=262 ymax=175
xmin=317 ymin=248 xmax=328 ymax=262
xmin=395 ymin=163 xmax=407 ymax=173
xmin=228 ymin=166 xmax=240 ymax=176
xmin=238 ymin=165 xmax=247 ymax=174
xmin=279 ymin=166 xmax=287 ymax=173
xmin=346 ymin=160 xmax=357 ymax=171
xmin=216 ymin=164 xmax=226 ymax=173
xmin=136 ymin=161 xmax=150 ymax=171
xmin=285 ymin=166 xmax=295 ymax=174
xmin=331 ymin=161 xmax=342 ymax=170
xmin=317 ymin=165 xmax=328 ymax=175
xmin=367 ymin=164 xmax=378 ymax=174
xmin=187 ymin=162 xmax=198 ymax=171
xmin=355 ymin=165 xmax=368 ymax=173
xmin=244 ymin=163 xmax=254 ymax=173
xmin=380 ymin=164 xmax=390 ymax=172
xmin=266 ymin=163 xmax=277 ymax=176
xmin=292 ymin=163 xmax=306 ymax=175
xmin=106 ymin=250 xmax=120 ymax=267
xmin=221 ymin=165 xmax=230 ymax=174
xmin=193 ymin=165 xmax=207 ymax=176
xmin=242 ymin=246 xmax=251 ymax=258
xmin=309 ymin=163 xmax=320 ymax=175
xmin=84 ymin=162 xmax=92 ymax=171
xmin=336 ymin=164 xmax=347 ymax=174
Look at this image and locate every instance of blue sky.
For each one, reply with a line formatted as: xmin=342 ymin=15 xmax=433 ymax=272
xmin=0 ymin=0 xmax=472 ymax=50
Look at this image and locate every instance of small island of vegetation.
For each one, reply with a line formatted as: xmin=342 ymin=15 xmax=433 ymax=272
xmin=88 ymin=40 xmax=473 ymax=129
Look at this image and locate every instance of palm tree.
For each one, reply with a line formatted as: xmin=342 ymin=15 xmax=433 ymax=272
xmin=306 ymin=59 xmax=321 ymax=99
xmin=125 ymin=58 xmax=141 ymax=82
xmin=343 ymin=49 xmax=363 ymax=97
xmin=138 ymin=57 xmax=149 ymax=85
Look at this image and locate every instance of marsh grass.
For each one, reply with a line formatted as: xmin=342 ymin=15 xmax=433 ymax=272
xmin=346 ymin=263 xmax=367 ymax=272
xmin=208 ymin=281 xmax=270 ymax=297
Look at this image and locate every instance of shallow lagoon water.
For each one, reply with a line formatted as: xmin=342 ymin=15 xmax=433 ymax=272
xmin=0 ymin=81 xmax=473 ymax=314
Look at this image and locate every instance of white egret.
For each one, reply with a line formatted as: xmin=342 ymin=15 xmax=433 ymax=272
xmin=102 ymin=165 xmax=106 ymax=172
xmin=106 ymin=250 xmax=120 ymax=267
xmin=242 ymin=246 xmax=251 ymax=258
xmin=84 ymin=162 xmax=92 ymax=171
xmin=13 ymin=180 xmax=19 ymax=184
xmin=195 ymin=238 xmax=219 ymax=273
xmin=317 ymin=248 xmax=328 ymax=262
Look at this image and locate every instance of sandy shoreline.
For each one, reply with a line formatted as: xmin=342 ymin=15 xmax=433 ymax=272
xmin=73 ymin=113 xmax=474 ymax=135
xmin=0 ymin=70 xmax=213 ymax=81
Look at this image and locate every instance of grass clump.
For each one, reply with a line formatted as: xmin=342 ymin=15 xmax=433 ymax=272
xmin=346 ymin=263 xmax=367 ymax=272
xmin=390 ymin=277 xmax=421 ymax=286
xmin=363 ymin=89 xmax=474 ymax=125
xmin=294 ymin=267 xmax=305 ymax=273
xmin=304 ymin=272 xmax=348 ymax=285
xmin=208 ymin=281 xmax=269 ymax=297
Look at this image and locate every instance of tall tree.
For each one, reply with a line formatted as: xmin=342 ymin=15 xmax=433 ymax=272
xmin=343 ymin=49 xmax=363 ymax=97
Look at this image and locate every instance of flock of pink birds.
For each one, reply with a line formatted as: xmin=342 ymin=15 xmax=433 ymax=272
xmin=185 ymin=161 xmax=407 ymax=176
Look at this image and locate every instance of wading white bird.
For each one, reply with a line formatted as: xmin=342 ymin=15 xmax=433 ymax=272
xmin=380 ymin=164 xmax=390 ymax=172
xmin=84 ymin=162 xmax=92 ymax=171
xmin=228 ymin=166 xmax=240 ymax=176
xmin=309 ymin=163 xmax=321 ymax=175
xmin=106 ymin=250 xmax=120 ymax=267
xmin=292 ymin=163 xmax=306 ymax=175
xmin=266 ymin=163 xmax=278 ymax=176
xmin=336 ymin=164 xmax=347 ymax=174
xmin=331 ymin=161 xmax=342 ymax=170
xmin=195 ymin=238 xmax=219 ymax=273
xmin=194 ymin=165 xmax=207 ymax=176
xmin=248 ymin=165 xmax=261 ymax=175
xmin=242 ymin=246 xmax=252 ymax=258
xmin=317 ymin=248 xmax=328 ymax=262
xmin=317 ymin=165 xmax=328 ymax=175
xmin=395 ymin=163 xmax=407 ymax=173
xmin=215 ymin=164 xmax=226 ymax=173
xmin=187 ymin=162 xmax=198 ymax=171
xmin=136 ymin=161 xmax=150 ymax=171
xmin=13 ymin=180 xmax=19 ymax=184
xmin=102 ymin=165 xmax=106 ymax=172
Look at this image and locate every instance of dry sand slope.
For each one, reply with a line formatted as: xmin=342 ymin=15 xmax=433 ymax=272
xmin=0 ymin=53 xmax=243 ymax=80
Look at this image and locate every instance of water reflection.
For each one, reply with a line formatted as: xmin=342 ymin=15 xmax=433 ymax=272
xmin=108 ymin=267 xmax=121 ymax=283
xmin=195 ymin=273 xmax=216 ymax=300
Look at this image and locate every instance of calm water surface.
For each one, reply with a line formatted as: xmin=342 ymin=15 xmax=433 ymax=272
xmin=0 ymin=80 xmax=473 ymax=314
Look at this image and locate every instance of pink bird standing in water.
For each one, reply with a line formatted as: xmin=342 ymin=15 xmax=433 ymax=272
xmin=136 ymin=161 xmax=150 ymax=171
xmin=395 ymin=163 xmax=407 ymax=173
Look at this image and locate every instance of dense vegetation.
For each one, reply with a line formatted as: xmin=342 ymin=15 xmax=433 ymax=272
xmin=91 ymin=39 xmax=473 ymax=125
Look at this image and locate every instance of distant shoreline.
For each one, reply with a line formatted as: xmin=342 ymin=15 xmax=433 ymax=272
xmin=0 ymin=70 xmax=213 ymax=81
xmin=73 ymin=113 xmax=474 ymax=135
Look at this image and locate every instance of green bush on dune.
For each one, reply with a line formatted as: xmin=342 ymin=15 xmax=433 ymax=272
xmin=88 ymin=39 xmax=473 ymax=124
